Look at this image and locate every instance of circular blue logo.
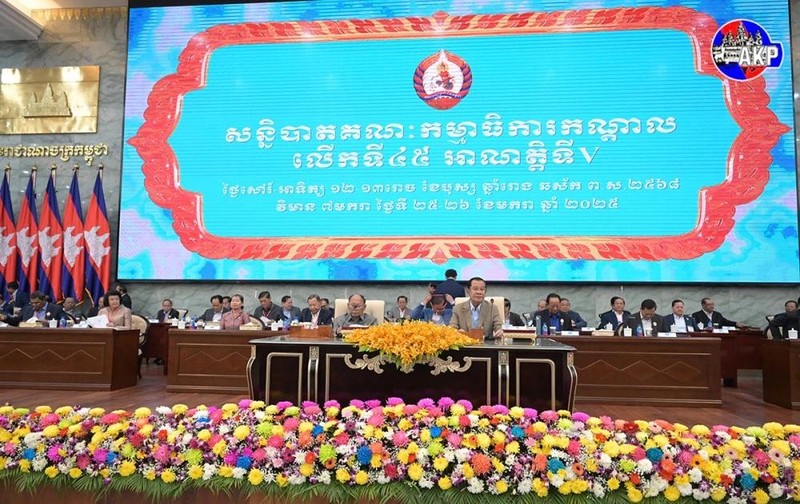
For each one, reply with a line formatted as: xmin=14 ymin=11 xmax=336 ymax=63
xmin=712 ymin=19 xmax=783 ymax=81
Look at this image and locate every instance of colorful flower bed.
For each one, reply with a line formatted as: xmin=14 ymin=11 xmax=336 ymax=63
xmin=0 ymin=399 xmax=798 ymax=503
xmin=344 ymin=321 xmax=475 ymax=370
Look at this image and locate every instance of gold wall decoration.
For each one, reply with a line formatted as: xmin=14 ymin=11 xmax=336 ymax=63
xmin=0 ymin=143 xmax=108 ymax=165
xmin=0 ymin=66 xmax=100 ymax=134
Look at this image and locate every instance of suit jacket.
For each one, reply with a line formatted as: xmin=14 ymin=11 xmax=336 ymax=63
xmin=769 ymin=312 xmax=799 ymax=339
xmin=200 ymin=307 xmax=230 ymax=322
xmin=18 ymin=302 xmax=64 ymax=323
xmin=565 ymin=310 xmax=587 ymax=329
xmin=120 ymin=293 xmax=132 ymax=310
xmin=434 ymin=279 xmax=466 ymax=307
xmin=692 ymin=310 xmax=737 ymax=329
xmin=598 ymin=310 xmax=631 ymax=331
xmin=157 ymin=308 xmax=180 ymax=322
xmin=2 ymin=290 xmax=29 ymax=315
xmin=410 ymin=304 xmax=453 ymax=325
xmin=299 ymin=307 xmax=333 ymax=325
xmin=252 ymin=303 xmax=283 ymax=321
xmin=276 ymin=306 xmax=302 ymax=322
xmin=387 ymin=306 xmax=413 ymax=321
xmin=662 ymin=313 xmax=700 ymax=332
xmin=617 ymin=312 xmax=665 ymax=336
xmin=506 ymin=311 xmax=525 ymax=327
xmin=449 ymin=300 xmax=503 ymax=339
xmin=533 ymin=309 xmax=574 ymax=333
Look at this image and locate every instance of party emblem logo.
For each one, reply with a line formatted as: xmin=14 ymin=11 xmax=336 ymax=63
xmin=413 ymin=50 xmax=472 ymax=110
xmin=712 ymin=19 xmax=783 ymax=81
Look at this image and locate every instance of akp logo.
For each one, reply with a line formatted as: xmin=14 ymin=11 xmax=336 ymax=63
xmin=712 ymin=19 xmax=783 ymax=81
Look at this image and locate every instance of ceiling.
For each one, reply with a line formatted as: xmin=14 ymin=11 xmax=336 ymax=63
xmin=0 ymin=0 xmax=127 ymax=41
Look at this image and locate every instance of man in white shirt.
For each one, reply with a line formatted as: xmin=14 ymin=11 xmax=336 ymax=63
xmin=663 ymin=299 xmax=700 ymax=333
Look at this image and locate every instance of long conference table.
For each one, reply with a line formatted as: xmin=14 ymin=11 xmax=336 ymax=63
xmin=0 ymin=327 xmax=139 ymax=390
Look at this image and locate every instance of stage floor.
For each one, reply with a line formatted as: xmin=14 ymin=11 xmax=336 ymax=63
xmin=1 ymin=362 xmax=798 ymax=427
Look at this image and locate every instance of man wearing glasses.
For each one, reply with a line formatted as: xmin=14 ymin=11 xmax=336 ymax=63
xmin=333 ymin=293 xmax=378 ymax=335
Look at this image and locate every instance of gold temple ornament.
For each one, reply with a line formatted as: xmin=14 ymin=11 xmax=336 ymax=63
xmin=0 ymin=66 xmax=100 ymax=134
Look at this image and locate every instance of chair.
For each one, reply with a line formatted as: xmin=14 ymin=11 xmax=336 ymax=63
xmin=454 ymin=296 xmax=505 ymax=310
xmin=176 ymin=309 xmax=188 ymax=319
xmin=521 ymin=311 xmax=532 ymax=325
xmin=247 ymin=316 xmax=267 ymax=330
xmin=130 ymin=313 xmax=150 ymax=378
xmin=333 ymin=299 xmax=386 ymax=322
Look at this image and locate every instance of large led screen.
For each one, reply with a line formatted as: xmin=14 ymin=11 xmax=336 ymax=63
xmin=120 ymin=0 xmax=798 ymax=282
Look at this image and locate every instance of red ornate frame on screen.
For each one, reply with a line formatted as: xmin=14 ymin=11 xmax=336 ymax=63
xmin=129 ymin=7 xmax=789 ymax=263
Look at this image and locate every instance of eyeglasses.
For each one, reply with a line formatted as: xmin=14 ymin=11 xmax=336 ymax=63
xmin=349 ymin=303 xmax=365 ymax=309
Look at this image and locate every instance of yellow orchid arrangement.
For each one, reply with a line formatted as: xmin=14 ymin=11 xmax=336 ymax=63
xmin=343 ymin=321 xmax=476 ymax=368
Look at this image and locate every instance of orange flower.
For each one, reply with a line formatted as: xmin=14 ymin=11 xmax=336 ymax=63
xmin=470 ymin=453 xmax=492 ymax=476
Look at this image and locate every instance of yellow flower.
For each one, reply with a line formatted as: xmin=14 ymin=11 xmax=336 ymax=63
xmin=407 ymin=463 xmax=423 ymax=481
xmin=161 ymin=470 xmax=176 ymax=483
xmin=133 ymin=407 xmax=151 ymax=418
xmin=438 ymin=476 xmax=452 ymax=490
xmin=171 ymin=404 xmax=188 ymax=415
xmin=754 ymin=488 xmax=770 ymax=504
xmin=626 ymin=484 xmax=643 ymax=503
xmin=602 ymin=441 xmax=620 ymax=457
xmin=664 ymin=485 xmax=681 ymax=501
xmin=773 ymin=440 xmax=791 ymax=456
xmin=219 ymin=466 xmax=234 ymax=478
xmin=506 ymin=441 xmax=520 ymax=454
xmin=19 ymin=460 xmax=31 ymax=472
xmin=118 ymin=461 xmax=136 ymax=477
xmin=276 ymin=474 xmax=288 ymax=487
xmin=45 ymin=466 xmax=59 ymax=478
xmin=462 ymin=462 xmax=474 ymax=479
xmin=188 ymin=465 xmax=203 ymax=480
xmin=533 ymin=478 xmax=549 ymax=497
xmin=144 ymin=469 xmax=156 ymax=481
xmin=476 ymin=433 xmax=491 ymax=449
xmin=495 ymin=480 xmax=508 ymax=494
xmin=355 ymin=471 xmax=369 ymax=485
xmin=248 ymin=469 xmax=263 ymax=485
xmin=197 ymin=429 xmax=212 ymax=441
xmin=300 ymin=463 xmax=314 ymax=477
xmin=690 ymin=425 xmax=710 ymax=436
xmin=711 ymin=487 xmax=727 ymax=501
xmin=42 ymin=425 xmax=60 ymax=438
xmin=69 ymin=467 xmax=82 ymax=479
xmin=335 ymin=468 xmax=350 ymax=483
xmin=212 ymin=440 xmax=227 ymax=456
xmin=607 ymin=477 xmax=620 ymax=490
xmin=492 ymin=431 xmax=506 ymax=444
xmin=34 ymin=405 xmax=52 ymax=414
xmin=233 ymin=425 xmax=250 ymax=441
xmin=433 ymin=457 xmax=449 ymax=472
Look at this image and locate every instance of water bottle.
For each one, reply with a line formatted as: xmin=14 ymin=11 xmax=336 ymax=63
xmin=541 ymin=324 xmax=548 ymax=336
xmin=707 ymin=321 xmax=713 ymax=330
xmin=283 ymin=317 xmax=291 ymax=330
xmin=535 ymin=315 xmax=542 ymax=335
xmin=59 ymin=317 xmax=66 ymax=328
xmin=190 ymin=317 xmax=196 ymax=330
xmin=636 ymin=325 xmax=643 ymax=337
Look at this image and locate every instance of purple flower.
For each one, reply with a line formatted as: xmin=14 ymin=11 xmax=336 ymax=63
xmin=365 ymin=400 xmax=382 ymax=409
xmin=238 ymin=399 xmax=252 ymax=409
xmin=456 ymin=399 xmax=473 ymax=411
xmin=386 ymin=397 xmax=404 ymax=406
xmin=349 ymin=399 xmax=365 ymax=409
xmin=572 ymin=412 xmax=590 ymax=422
xmin=224 ymin=453 xmax=237 ymax=466
xmin=276 ymin=401 xmax=293 ymax=410
xmin=493 ymin=405 xmax=509 ymax=415
xmin=46 ymin=445 xmax=62 ymax=462
xmin=523 ymin=408 xmax=538 ymax=420
xmin=417 ymin=398 xmax=435 ymax=408
xmin=323 ymin=400 xmax=341 ymax=409
xmin=93 ymin=448 xmax=108 ymax=463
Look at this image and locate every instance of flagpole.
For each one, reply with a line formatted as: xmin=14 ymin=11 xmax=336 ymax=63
xmin=98 ymin=163 xmax=103 ymax=181
xmin=4 ymin=164 xmax=9 ymax=183
xmin=50 ymin=163 xmax=57 ymax=186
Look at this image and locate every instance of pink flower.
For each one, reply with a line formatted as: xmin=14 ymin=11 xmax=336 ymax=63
xmin=386 ymin=397 xmax=404 ymax=406
xmin=677 ymin=450 xmax=694 ymax=465
xmin=539 ymin=410 xmax=559 ymax=422
xmin=41 ymin=413 xmax=59 ymax=426
xmin=238 ymin=399 xmax=252 ymax=409
xmin=252 ymin=448 xmax=267 ymax=462
xmin=752 ymin=449 xmax=770 ymax=467
xmin=349 ymin=400 xmax=365 ymax=409
xmin=456 ymin=400 xmax=473 ymax=411
xmin=268 ymin=435 xmax=284 ymax=448
xmin=276 ymin=401 xmax=293 ymax=410
xmin=459 ymin=416 xmax=472 ymax=428
xmin=402 ymin=405 xmax=419 ymax=416
xmin=523 ymin=408 xmax=538 ymax=420
xmin=283 ymin=417 xmax=299 ymax=432
xmin=631 ymin=447 xmax=646 ymax=461
xmin=392 ymin=431 xmax=409 ymax=447
xmin=154 ymin=445 xmax=170 ymax=464
xmin=479 ymin=406 xmax=495 ymax=416
xmin=493 ymin=405 xmax=509 ymax=415
xmin=223 ymin=452 xmax=237 ymax=466
xmin=323 ymin=400 xmax=341 ymax=409
xmin=76 ymin=455 xmax=90 ymax=470
xmin=446 ymin=433 xmax=462 ymax=447
xmin=46 ymin=445 xmax=61 ymax=462
xmin=417 ymin=398 xmax=435 ymax=408
xmin=367 ymin=414 xmax=384 ymax=427
xmin=437 ymin=397 xmax=454 ymax=408
xmin=567 ymin=439 xmax=581 ymax=456
xmin=365 ymin=400 xmax=382 ymax=409
xmin=209 ymin=434 xmax=223 ymax=447
xmin=92 ymin=448 xmax=108 ymax=463
xmin=302 ymin=401 xmax=321 ymax=415
xmin=571 ymin=412 xmax=590 ymax=422
xmin=100 ymin=413 xmax=119 ymax=425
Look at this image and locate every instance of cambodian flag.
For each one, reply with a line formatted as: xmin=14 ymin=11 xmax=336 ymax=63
xmin=16 ymin=172 xmax=38 ymax=294
xmin=37 ymin=170 xmax=63 ymax=301
xmin=61 ymin=171 xmax=84 ymax=301
xmin=0 ymin=173 xmax=17 ymax=298
xmin=84 ymin=171 xmax=110 ymax=304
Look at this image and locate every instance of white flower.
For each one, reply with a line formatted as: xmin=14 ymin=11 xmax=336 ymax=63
xmin=455 ymin=448 xmax=471 ymax=462
xmin=467 ymin=414 xmax=479 ymax=426
xmin=598 ymin=453 xmax=612 ymax=467
xmin=727 ymin=497 xmax=746 ymax=504
xmin=218 ymin=425 xmax=230 ymax=435
xmin=467 ymin=478 xmax=484 ymax=494
xmin=77 ymin=407 xmax=90 ymax=416
xmin=419 ymin=478 xmax=434 ymax=489
xmin=254 ymin=410 xmax=266 ymax=421
xmin=697 ymin=449 xmax=711 ymax=460
xmin=202 ymin=463 xmax=217 ymax=480
xmin=691 ymin=489 xmax=709 ymax=500
xmin=549 ymin=449 xmax=568 ymax=460
xmin=443 ymin=449 xmax=456 ymax=462
xmin=636 ymin=459 xmax=653 ymax=473
xmin=232 ymin=467 xmax=246 ymax=479
xmin=506 ymin=454 xmax=517 ymax=466
xmin=687 ymin=467 xmax=702 ymax=483
xmin=32 ymin=457 xmax=47 ymax=471
xmin=375 ymin=474 xmax=389 ymax=484
xmin=156 ymin=406 xmax=171 ymax=415
xmin=335 ymin=445 xmax=350 ymax=455
xmin=769 ymin=483 xmax=784 ymax=498
xmin=264 ymin=472 xmax=276 ymax=483
xmin=741 ymin=435 xmax=755 ymax=446
xmin=550 ymin=474 xmax=564 ymax=487
xmin=317 ymin=472 xmax=331 ymax=484
xmin=288 ymin=474 xmax=305 ymax=485
xmin=592 ymin=481 xmax=606 ymax=498
xmin=517 ymin=479 xmax=532 ymax=494
xmin=23 ymin=432 xmax=42 ymax=448
xmin=294 ymin=451 xmax=307 ymax=464
xmin=614 ymin=433 xmax=627 ymax=443
xmin=677 ymin=482 xmax=692 ymax=496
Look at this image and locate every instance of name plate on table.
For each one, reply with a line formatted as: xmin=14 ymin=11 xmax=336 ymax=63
xmin=591 ymin=330 xmax=615 ymax=337
xmin=712 ymin=328 xmax=729 ymax=334
xmin=559 ymin=330 xmax=579 ymax=336
xmin=658 ymin=332 xmax=677 ymax=338
xmin=239 ymin=322 xmax=263 ymax=331
xmin=288 ymin=325 xmax=333 ymax=339
xmin=468 ymin=328 xmax=485 ymax=341
xmin=503 ymin=328 xmax=537 ymax=340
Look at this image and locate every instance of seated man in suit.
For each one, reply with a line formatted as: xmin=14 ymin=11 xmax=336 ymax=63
xmin=300 ymin=294 xmax=333 ymax=326
xmin=560 ymin=298 xmax=587 ymax=329
xmin=692 ymin=297 xmax=744 ymax=330
xmin=449 ymin=277 xmax=503 ymax=340
xmin=533 ymin=293 xmax=574 ymax=335
xmin=768 ymin=300 xmax=799 ymax=339
xmin=0 ymin=290 xmax=64 ymax=326
xmin=333 ymin=293 xmax=378 ymax=335
xmin=200 ymin=295 xmax=229 ymax=322
xmin=2 ymin=281 xmax=28 ymax=315
xmin=252 ymin=290 xmax=283 ymax=323
xmin=387 ymin=295 xmax=413 ymax=322
xmin=599 ymin=296 xmax=630 ymax=331
xmin=536 ymin=298 xmax=547 ymax=311
xmin=411 ymin=294 xmax=452 ymax=325
xmin=503 ymin=298 xmax=525 ymax=327
xmin=156 ymin=298 xmax=180 ymax=322
xmin=617 ymin=299 xmax=663 ymax=337
xmin=115 ymin=283 xmax=133 ymax=310
xmin=61 ymin=296 xmax=83 ymax=321
xmin=663 ymin=299 xmax=700 ymax=333
xmin=278 ymin=295 xmax=302 ymax=324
